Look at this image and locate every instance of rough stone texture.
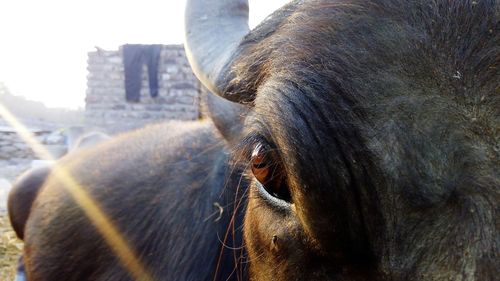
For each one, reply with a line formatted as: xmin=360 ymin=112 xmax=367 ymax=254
xmin=0 ymin=125 xmax=66 ymax=221
xmin=0 ymin=121 xmax=67 ymax=187
xmin=85 ymin=45 xmax=204 ymax=133
xmin=0 ymin=126 xmax=66 ymax=160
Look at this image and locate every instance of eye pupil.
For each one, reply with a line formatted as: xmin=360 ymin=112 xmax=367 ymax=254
xmin=252 ymin=162 xmax=268 ymax=169
xmin=250 ymin=143 xmax=292 ymax=203
xmin=251 ymin=145 xmax=271 ymax=184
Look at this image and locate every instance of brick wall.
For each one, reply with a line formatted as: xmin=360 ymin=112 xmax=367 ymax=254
xmin=85 ymin=45 xmax=203 ymax=133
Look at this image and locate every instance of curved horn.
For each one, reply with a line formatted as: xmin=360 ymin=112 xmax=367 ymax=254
xmin=184 ymin=0 xmax=249 ymax=99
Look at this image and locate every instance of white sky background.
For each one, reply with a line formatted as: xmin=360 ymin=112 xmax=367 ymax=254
xmin=0 ymin=0 xmax=288 ymax=109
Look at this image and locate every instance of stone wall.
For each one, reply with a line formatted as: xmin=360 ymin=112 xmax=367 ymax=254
xmin=0 ymin=126 xmax=66 ymax=160
xmin=0 ymin=123 xmax=68 ymax=183
xmin=85 ymin=45 xmax=203 ymax=133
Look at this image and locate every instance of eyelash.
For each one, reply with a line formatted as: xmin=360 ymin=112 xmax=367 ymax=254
xmin=248 ymin=140 xmax=292 ymax=206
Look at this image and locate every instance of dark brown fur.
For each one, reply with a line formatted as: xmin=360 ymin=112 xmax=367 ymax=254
xmin=14 ymin=122 xmax=248 ymax=280
xmin=226 ymin=0 xmax=498 ymax=280
xmin=9 ymin=0 xmax=498 ymax=280
xmin=8 ymin=165 xmax=51 ymax=240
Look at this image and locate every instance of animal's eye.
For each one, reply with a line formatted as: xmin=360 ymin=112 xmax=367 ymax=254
xmin=251 ymin=143 xmax=291 ymax=202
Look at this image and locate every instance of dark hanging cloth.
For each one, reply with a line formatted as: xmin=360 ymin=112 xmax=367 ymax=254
xmin=122 ymin=44 xmax=162 ymax=102
xmin=144 ymin=45 xmax=161 ymax=98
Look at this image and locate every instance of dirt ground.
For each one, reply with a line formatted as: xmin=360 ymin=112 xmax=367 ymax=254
xmin=0 ymin=212 xmax=22 ymax=281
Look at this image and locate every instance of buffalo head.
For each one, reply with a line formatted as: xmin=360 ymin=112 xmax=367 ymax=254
xmin=185 ymin=0 xmax=499 ymax=280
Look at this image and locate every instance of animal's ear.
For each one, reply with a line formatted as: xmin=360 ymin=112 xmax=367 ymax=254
xmin=204 ymin=91 xmax=249 ymax=145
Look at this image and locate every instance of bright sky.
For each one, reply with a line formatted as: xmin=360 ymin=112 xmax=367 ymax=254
xmin=0 ymin=0 xmax=288 ymax=109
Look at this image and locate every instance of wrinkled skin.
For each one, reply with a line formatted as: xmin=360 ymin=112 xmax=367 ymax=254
xmin=9 ymin=0 xmax=498 ymax=280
